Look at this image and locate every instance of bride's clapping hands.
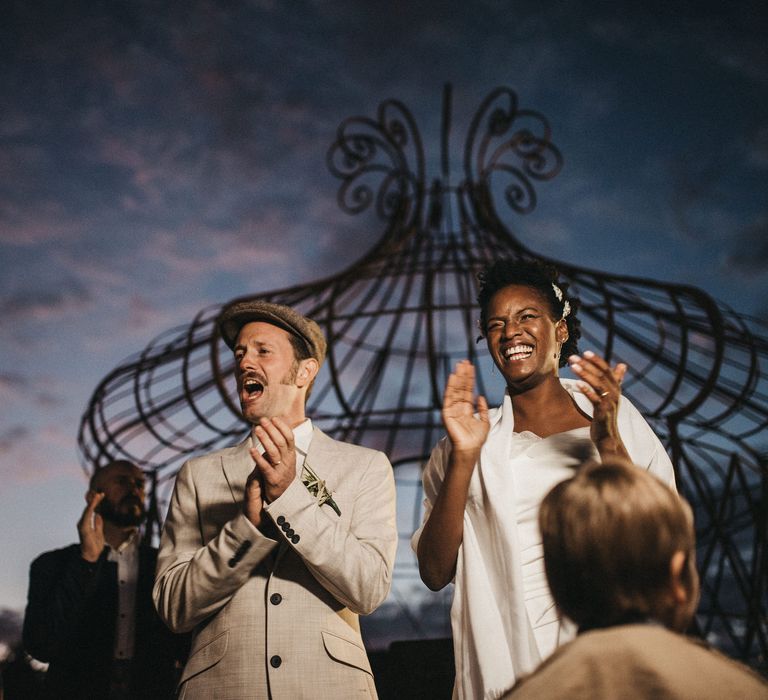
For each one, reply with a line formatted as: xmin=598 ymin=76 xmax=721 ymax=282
xmin=442 ymin=360 xmax=491 ymax=458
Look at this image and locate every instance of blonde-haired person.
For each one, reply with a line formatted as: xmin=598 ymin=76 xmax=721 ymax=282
xmin=504 ymin=458 xmax=767 ymax=699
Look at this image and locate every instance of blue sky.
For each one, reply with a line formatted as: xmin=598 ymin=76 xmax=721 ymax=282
xmin=1 ymin=0 xmax=766 ymax=648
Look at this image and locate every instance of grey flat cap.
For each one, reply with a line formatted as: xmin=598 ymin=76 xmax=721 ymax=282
xmin=217 ymin=300 xmax=327 ymax=366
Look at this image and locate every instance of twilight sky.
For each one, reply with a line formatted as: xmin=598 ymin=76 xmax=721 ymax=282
xmin=1 ymin=0 xmax=767 ymax=647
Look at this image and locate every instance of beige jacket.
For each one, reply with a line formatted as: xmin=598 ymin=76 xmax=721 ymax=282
xmin=153 ymin=428 xmax=397 ymax=699
xmin=504 ymin=624 xmax=768 ymax=700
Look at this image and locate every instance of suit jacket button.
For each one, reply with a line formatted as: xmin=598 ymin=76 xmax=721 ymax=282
xmin=281 ymin=522 xmax=290 ymax=531
xmin=276 ymin=515 xmax=286 ymax=526
xmin=270 ymin=655 xmax=282 ymax=668
xmin=291 ymin=534 xmax=300 ymax=544
xmin=286 ymin=529 xmax=295 ymax=538
xmin=270 ymin=593 xmax=282 ymax=605
xmin=228 ymin=558 xmax=236 ymax=567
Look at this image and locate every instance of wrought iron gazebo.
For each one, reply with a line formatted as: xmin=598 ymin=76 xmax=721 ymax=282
xmin=79 ymin=86 xmax=767 ymax=670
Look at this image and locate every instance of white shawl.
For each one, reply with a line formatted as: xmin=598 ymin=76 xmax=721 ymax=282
xmin=413 ymin=378 xmax=675 ymax=699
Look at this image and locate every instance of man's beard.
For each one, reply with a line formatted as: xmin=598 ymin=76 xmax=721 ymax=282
xmin=99 ymin=495 xmax=146 ymax=528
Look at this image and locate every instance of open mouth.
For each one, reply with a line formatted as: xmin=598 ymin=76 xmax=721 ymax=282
xmin=244 ymin=378 xmax=264 ymax=396
xmin=503 ymin=344 xmax=534 ymax=361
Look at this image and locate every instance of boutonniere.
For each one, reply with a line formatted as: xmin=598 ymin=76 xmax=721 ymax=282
xmin=301 ymin=463 xmax=341 ymax=516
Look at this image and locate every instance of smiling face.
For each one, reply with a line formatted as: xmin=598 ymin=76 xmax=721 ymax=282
xmin=484 ymin=284 xmax=568 ymax=393
xmin=234 ymin=321 xmax=316 ymax=426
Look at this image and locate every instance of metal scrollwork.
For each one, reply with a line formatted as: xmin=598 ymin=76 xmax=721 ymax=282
xmin=326 ymin=98 xmax=425 ymax=225
xmin=464 ymin=86 xmax=563 ymax=215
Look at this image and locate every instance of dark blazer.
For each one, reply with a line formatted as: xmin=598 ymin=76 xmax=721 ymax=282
xmin=23 ymin=542 xmax=188 ymax=699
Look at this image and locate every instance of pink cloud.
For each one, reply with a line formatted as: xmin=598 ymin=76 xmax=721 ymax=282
xmin=0 ymin=198 xmax=86 ymax=246
xmin=0 ymin=285 xmax=92 ymax=323
xmin=0 ymin=422 xmax=84 ymax=486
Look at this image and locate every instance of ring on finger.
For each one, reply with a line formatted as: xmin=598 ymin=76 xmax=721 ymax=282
xmin=600 ymin=391 xmax=609 ymax=397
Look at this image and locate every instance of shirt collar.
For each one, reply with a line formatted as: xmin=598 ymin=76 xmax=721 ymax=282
xmin=292 ymin=418 xmax=313 ymax=456
xmin=108 ymin=528 xmax=139 ymax=554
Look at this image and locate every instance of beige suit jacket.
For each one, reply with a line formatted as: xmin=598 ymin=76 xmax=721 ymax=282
xmin=504 ymin=624 xmax=768 ymax=699
xmin=153 ymin=428 xmax=397 ymax=699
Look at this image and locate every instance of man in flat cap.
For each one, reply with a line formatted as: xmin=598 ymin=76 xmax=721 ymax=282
xmin=153 ymin=301 xmax=397 ymax=699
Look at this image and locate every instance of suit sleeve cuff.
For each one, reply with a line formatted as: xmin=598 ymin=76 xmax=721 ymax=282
xmin=263 ymin=479 xmax=318 ymax=545
xmin=224 ymin=512 xmax=278 ymax=567
xmin=264 ymin=478 xmax=315 ymax=518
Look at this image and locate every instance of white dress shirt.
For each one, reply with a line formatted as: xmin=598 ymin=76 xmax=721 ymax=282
xmin=107 ymin=530 xmax=139 ymax=660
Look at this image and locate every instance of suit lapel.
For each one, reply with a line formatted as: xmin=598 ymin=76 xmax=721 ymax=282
xmin=221 ymin=435 xmax=255 ymax=504
xmin=270 ymin=428 xmax=340 ymax=567
xmin=304 ymin=427 xmax=342 ymax=488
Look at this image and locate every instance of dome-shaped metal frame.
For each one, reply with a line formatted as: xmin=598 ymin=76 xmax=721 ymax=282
xmin=79 ymin=85 xmax=767 ymax=670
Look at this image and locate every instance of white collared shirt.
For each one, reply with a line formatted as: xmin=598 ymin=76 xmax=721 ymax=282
xmin=106 ymin=530 xmax=139 ymax=660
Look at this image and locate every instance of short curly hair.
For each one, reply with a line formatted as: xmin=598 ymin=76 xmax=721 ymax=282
xmin=477 ymin=259 xmax=581 ymax=367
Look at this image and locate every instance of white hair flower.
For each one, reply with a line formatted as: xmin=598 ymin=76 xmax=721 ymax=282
xmin=552 ymin=283 xmax=571 ymax=319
